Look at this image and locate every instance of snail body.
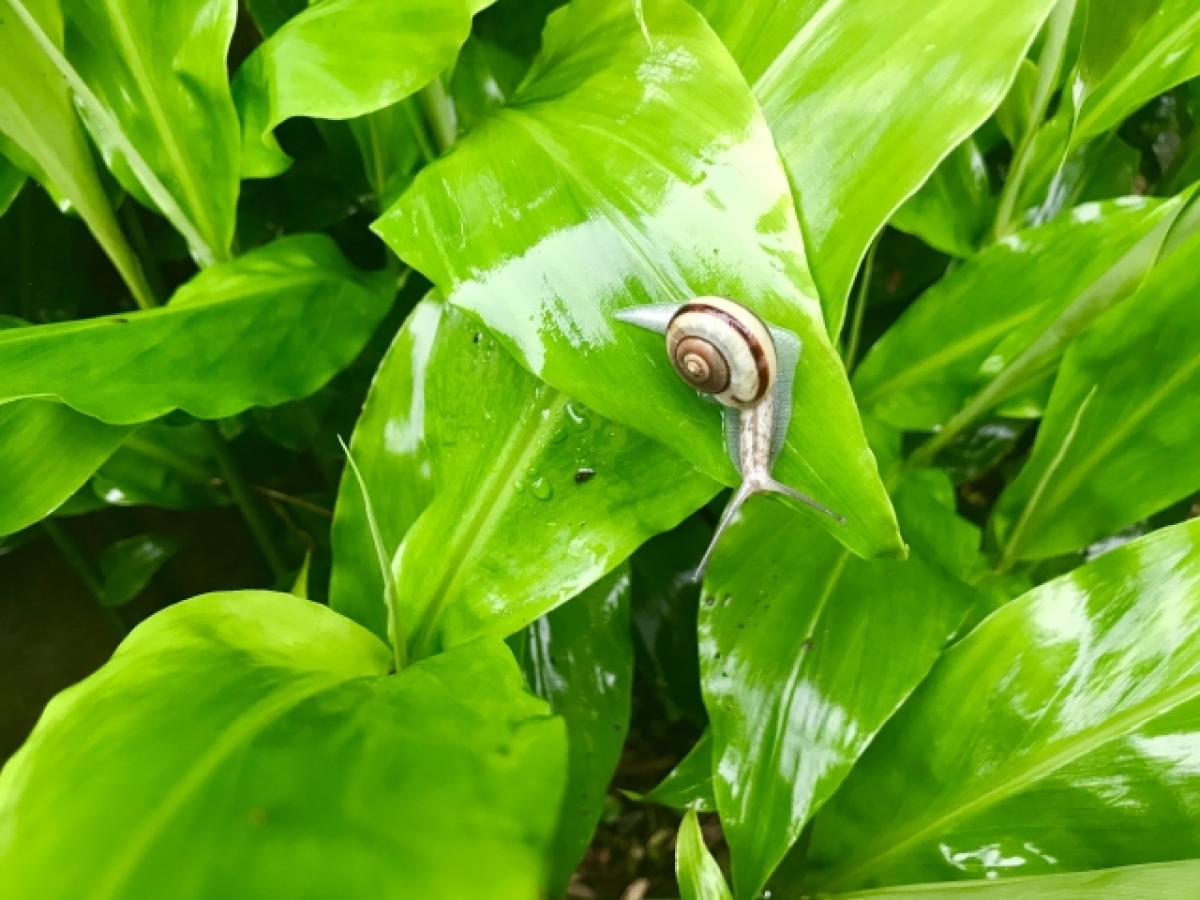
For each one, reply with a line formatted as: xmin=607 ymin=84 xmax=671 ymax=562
xmin=616 ymin=297 xmax=843 ymax=577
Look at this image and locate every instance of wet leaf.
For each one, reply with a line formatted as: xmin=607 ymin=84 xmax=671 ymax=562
xmin=378 ymin=0 xmax=901 ymax=560
xmin=694 ymin=0 xmax=1056 ymax=328
xmin=806 ymin=519 xmax=1200 ymax=891
xmin=0 ymin=591 xmax=566 ymax=898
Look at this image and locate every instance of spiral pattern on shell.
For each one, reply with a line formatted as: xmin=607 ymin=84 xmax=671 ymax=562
xmin=665 ymin=297 xmax=777 ymax=409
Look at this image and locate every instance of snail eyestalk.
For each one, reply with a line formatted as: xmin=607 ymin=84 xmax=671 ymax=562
xmin=615 ymin=297 xmax=845 ymax=577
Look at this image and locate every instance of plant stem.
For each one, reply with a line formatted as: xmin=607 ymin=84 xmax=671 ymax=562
xmin=989 ymin=0 xmax=1078 ymax=243
xmin=202 ymin=422 xmax=289 ymax=580
xmin=842 ymin=234 xmax=880 ymax=373
xmin=43 ymin=520 xmax=125 ymax=635
xmin=418 ymin=76 xmax=458 ymax=154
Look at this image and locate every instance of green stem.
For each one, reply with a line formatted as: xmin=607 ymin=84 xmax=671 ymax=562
xmin=43 ymin=519 xmax=124 ymax=635
xmin=842 ymin=234 xmax=880 ymax=373
xmin=203 ymin=423 xmax=289 ymax=580
xmin=418 ymin=76 xmax=458 ymax=154
xmin=989 ymin=0 xmax=1078 ymax=243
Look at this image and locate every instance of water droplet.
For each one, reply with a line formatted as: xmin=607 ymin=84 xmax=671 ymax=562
xmin=513 ymin=479 xmax=525 ymax=494
xmin=530 ymin=477 xmax=554 ymax=501
xmin=550 ymin=427 xmax=568 ymax=445
xmin=574 ymin=467 xmax=596 ymax=484
xmin=566 ymin=401 xmax=590 ymax=431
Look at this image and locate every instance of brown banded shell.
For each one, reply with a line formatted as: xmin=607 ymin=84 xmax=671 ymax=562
xmin=665 ymin=297 xmax=777 ymax=409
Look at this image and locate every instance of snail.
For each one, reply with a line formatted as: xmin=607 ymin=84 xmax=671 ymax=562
xmin=616 ymin=297 xmax=844 ymax=577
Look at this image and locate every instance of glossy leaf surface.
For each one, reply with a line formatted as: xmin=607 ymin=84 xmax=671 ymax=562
xmin=330 ymin=299 xmax=439 ymax=638
xmin=93 ymin=423 xmax=226 ymax=511
xmin=0 ymin=0 xmax=151 ymax=305
xmin=642 ymin=730 xmax=715 ymax=812
xmin=694 ymin=0 xmax=1055 ymax=328
xmin=1071 ymin=0 xmax=1200 ymax=144
xmin=700 ymin=472 xmax=977 ymax=898
xmin=0 ymin=235 xmax=393 ymax=423
xmin=60 ymin=0 xmax=240 ymax=265
xmin=855 ymin=197 xmax=1186 ymax=431
xmin=0 ymin=591 xmax=566 ymax=898
xmin=994 ymin=221 xmax=1200 ymax=561
xmin=839 ymin=860 xmax=1200 ymax=898
xmin=676 ymin=808 xmax=732 ymax=900
xmin=807 ymin=519 xmax=1200 ymax=891
xmin=0 ymin=400 xmax=130 ymax=536
xmin=379 ymin=0 xmax=901 ymax=560
xmin=235 ymin=0 xmax=493 ymax=177
xmin=391 ymin=305 xmax=717 ymax=657
xmin=522 ymin=567 xmax=633 ymax=895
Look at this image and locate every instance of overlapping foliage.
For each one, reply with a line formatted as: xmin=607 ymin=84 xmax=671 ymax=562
xmin=1 ymin=0 xmax=1198 ymax=897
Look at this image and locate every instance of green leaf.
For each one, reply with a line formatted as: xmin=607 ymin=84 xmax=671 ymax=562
xmin=694 ymin=0 xmax=1056 ymax=330
xmin=392 ymin=304 xmax=717 ymax=657
xmin=855 ymin=195 xmax=1187 ymax=432
xmin=58 ymin=0 xmax=241 ymax=265
xmin=0 ymin=400 xmax=130 ymax=536
xmin=522 ymin=566 xmax=634 ymax=895
xmin=0 ymin=0 xmax=152 ymax=305
xmin=837 ymin=860 xmax=1200 ymax=898
xmin=993 ymin=219 xmax=1200 ymax=561
xmin=0 ymin=154 xmax=24 ymax=217
xmin=330 ymin=299 xmax=439 ymax=639
xmin=805 ymin=518 xmax=1200 ymax=891
xmin=1022 ymin=132 xmax=1141 ymax=228
xmin=700 ymin=472 xmax=977 ymax=899
xmin=0 ymin=234 xmax=394 ymax=424
xmin=234 ymin=0 xmax=495 ymax=178
xmin=676 ymin=808 xmax=732 ymax=900
xmin=1070 ymin=0 xmax=1200 ymax=145
xmin=97 ymin=533 xmax=180 ymax=607
xmin=378 ymin=0 xmax=902 ymax=560
xmin=891 ymin=138 xmax=993 ymax=258
xmin=0 ymin=591 xmax=567 ymax=898
xmin=640 ymin=730 xmax=715 ymax=812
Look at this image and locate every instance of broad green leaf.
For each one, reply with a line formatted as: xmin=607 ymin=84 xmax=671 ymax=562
xmin=0 ymin=234 xmax=394 ymax=424
xmin=0 ymin=400 xmax=130 ymax=536
xmin=1071 ymin=0 xmax=1200 ymax=144
xmin=330 ymin=299 xmax=439 ymax=638
xmin=855 ymin=196 xmax=1186 ymax=432
xmin=391 ymin=305 xmax=717 ymax=657
xmin=806 ymin=519 xmax=1200 ymax=891
xmin=378 ymin=0 xmax=902 ymax=560
xmin=993 ymin=222 xmax=1200 ymax=561
xmin=677 ymin=808 xmax=732 ymax=900
xmin=234 ymin=0 xmax=495 ymax=178
xmin=838 ymin=860 xmax=1200 ymax=898
xmin=97 ymin=534 xmax=180 ymax=607
xmin=0 ymin=591 xmax=566 ymax=898
xmin=0 ymin=154 xmax=23 ymax=217
xmin=694 ymin=0 xmax=1056 ymax=330
xmin=0 ymin=0 xmax=152 ymax=306
xmin=59 ymin=0 xmax=240 ymax=265
xmin=522 ymin=566 xmax=634 ymax=896
xmin=891 ymin=138 xmax=992 ymax=258
xmin=700 ymin=472 xmax=977 ymax=899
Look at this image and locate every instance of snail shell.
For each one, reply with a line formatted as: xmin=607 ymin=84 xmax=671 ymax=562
xmin=665 ymin=297 xmax=777 ymax=410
